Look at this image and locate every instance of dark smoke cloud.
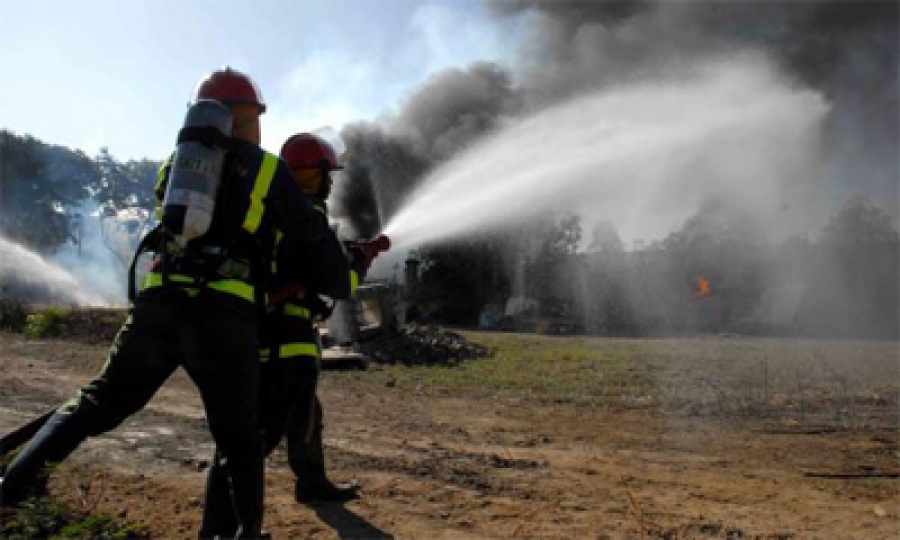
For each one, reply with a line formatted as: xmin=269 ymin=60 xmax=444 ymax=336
xmin=326 ymin=0 xmax=896 ymax=336
xmin=336 ymin=122 xmax=430 ymax=238
xmin=334 ymin=0 xmax=897 ymax=236
xmin=486 ymin=0 xmax=898 ymax=207
xmin=394 ymin=62 xmax=521 ymax=159
xmin=487 ymin=1 xmax=652 ymax=23
xmin=335 ymin=63 xmax=519 ymax=237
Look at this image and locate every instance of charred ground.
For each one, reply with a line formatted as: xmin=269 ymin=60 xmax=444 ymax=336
xmin=1 ymin=319 xmax=898 ymax=539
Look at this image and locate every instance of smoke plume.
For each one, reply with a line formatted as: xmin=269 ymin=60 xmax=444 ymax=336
xmin=329 ymin=0 xmax=896 ymax=336
xmin=334 ymin=0 xmax=897 ymax=236
xmin=489 ymin=0 xmax=899 ymax=215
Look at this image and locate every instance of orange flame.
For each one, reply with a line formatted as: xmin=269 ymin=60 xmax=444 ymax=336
xmin=696 ymin=276 xmax=711 ymax=298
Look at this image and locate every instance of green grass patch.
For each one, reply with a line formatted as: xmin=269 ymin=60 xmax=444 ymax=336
xmin=24 ymin=307 xmax=67 ymax=338
xmin=330 ymin=332 xmax=900 ymax=422
xmin=334 ymin=333 xmax=665 ymax=407
xmin=0 ymin=497 xmax=150 ymax=539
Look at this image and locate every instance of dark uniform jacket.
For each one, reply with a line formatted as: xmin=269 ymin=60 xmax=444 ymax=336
xmin=264 ymin=202 xmax=357 ymax=362
xmin=146 ymin=141 xmax=325 ymax=309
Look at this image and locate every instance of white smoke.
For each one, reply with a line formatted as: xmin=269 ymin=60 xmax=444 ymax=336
xmin=0 ymin=201 xmax=148 ymax=307
xmin=52 ymin=202 xmax=150 ymax=306
xmin=0 ymin=233 xmax=107 ymax=307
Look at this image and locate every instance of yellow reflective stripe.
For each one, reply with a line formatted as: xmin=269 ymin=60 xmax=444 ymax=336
xmin=349 ymin=269 xmax=359 ymax=296
xmin=242 ymin=153 xmax=278 ymax=234
xmin=207 ymin=279 xmax=256 ymax=303
xmin=141 ymin=272 xmax=195 ymax=290
xmin=279 ymin=343 xmax=319 ymax=358
xmin=154 ymin=157 xmax=172 ymax=220
xmin=141 ymin=272 xmax=256 ymax=303
xmin=284 ymin=303 xmax=311 ymax=319
xmin=154 ymin=163 xmax=168 ymax=201
xmin=258 ymin=345 xmax=318 ymax=363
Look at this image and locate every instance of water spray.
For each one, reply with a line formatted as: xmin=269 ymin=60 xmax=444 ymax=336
xmin=381 ymin=57 xmax=828 ymax=251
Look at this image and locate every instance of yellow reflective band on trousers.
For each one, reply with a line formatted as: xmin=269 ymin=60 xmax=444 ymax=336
xmin=242 ymin=153 xmax=278 ymax=234
xmin=279 ymin=342 xmax=320 ymax=358
xmin=259 ymin=342 xmax=319 ymax=362
xmin=141 ymin=271 xmax=256 ymax=303
xmin=284 ymin=303 xmax=311 ymax=319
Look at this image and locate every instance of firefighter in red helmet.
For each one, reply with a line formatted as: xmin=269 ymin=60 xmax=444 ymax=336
xmin=199 ymin=133 xmax=379 ymax=534
xmin=191 ymin=67 xmax=266 ymax=145
xmin=1 ymin=67 xmax=326 ymax=539
xmin=276 ymin=134 xmax=374 ymax=503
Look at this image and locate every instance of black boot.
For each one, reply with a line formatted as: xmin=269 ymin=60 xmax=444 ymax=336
xmin=198 ymin=451 xmax=238 ymax=539
xmin=0 ymin=410 xmax=87 ymax=507
xmin=295 ymin=476 xmax=360 ymax=503
xmin=228 ymin=457 xmax=265 ymax=539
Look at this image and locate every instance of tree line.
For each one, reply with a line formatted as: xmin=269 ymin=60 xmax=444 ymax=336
xmin=1 ymin=129 xmax=896 ymax=338
xmin=412 ymin=200 xmax=899 ymax=339
xmin=0 ymin=130 xmax=159 ymax=253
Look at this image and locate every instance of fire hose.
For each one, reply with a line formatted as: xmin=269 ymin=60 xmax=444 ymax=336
xmin=2 ymin=236 xmax=392 ymax=459
xmin=267 ymin=234 xmax=391 ymax=307
xmin=1 ymin=409 xmax=55 ymax=459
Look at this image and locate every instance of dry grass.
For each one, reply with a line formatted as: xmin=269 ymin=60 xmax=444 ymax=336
xmin=332 ymin=331 xmax=899 ymax=428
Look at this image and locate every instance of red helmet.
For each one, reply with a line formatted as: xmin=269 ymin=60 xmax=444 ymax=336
xmin=191 ymin=67 xmax=266 ymax=114
xmin=280 ymin=133 xmax=343 ymax=171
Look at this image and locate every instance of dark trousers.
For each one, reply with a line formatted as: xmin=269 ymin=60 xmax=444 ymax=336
xmin=1 ymin=289 xmax=265 ymax=538
xmin=285 ymin=384 xmax=326 ymax=484
xmin=201 ymin=355 xmax=321 ymax=536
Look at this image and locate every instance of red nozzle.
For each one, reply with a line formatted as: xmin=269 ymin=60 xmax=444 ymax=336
xmin=371 ymin=234 xmax=391 ymax=253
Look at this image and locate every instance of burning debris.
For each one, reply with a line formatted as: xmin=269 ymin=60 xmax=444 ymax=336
xmin=4 ymin=301 xmax=494 ymax=368
xmin=327 ymin=324 xmax=494 ymax=367
xmin=696 ymin=276 xmax=711 ymax=298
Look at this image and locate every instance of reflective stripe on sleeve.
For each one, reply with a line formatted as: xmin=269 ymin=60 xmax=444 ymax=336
xmin=349 ymin=269 xmax=359 ymax=296
xmin=154 ymin=162 xmax=169 ymax=220
xmin=207 ymin=279 xmax=256 ymax=303
xmin=154 ymin=162 xmax=168 ymax=201
xmin=242 ymin=153 xmax=278 ymax=234
xmin=284 ymin=303 xmax=311 ymax=319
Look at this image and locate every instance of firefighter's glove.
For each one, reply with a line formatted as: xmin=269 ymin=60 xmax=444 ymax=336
xmin=310 ymin=295 xmax=335 ymax=321
xmin=347 ymin=245 xmax=376 ymax=278
xmin=268 ymin=282 xmax=307 ymax=308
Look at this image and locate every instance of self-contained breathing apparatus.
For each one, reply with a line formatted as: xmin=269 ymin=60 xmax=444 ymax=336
xmin=127 ymin=99 xmax=262 ymax=303
xmin=162 ymin=99 xmax=233 ymax=245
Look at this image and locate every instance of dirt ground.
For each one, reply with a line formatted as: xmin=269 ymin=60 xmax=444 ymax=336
xmin=1 ymin=330 xmax=898 ymax=539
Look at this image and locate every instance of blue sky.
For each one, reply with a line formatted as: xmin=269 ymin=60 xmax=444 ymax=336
xmin=0 ymin=0 xmax=521 ymax=160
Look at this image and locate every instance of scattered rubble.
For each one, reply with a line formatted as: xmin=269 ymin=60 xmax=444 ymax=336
xmin=350 ymin=324 xmax=494 ymax=366
xmin=7 ymin=304 xmax=495 ymax=368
